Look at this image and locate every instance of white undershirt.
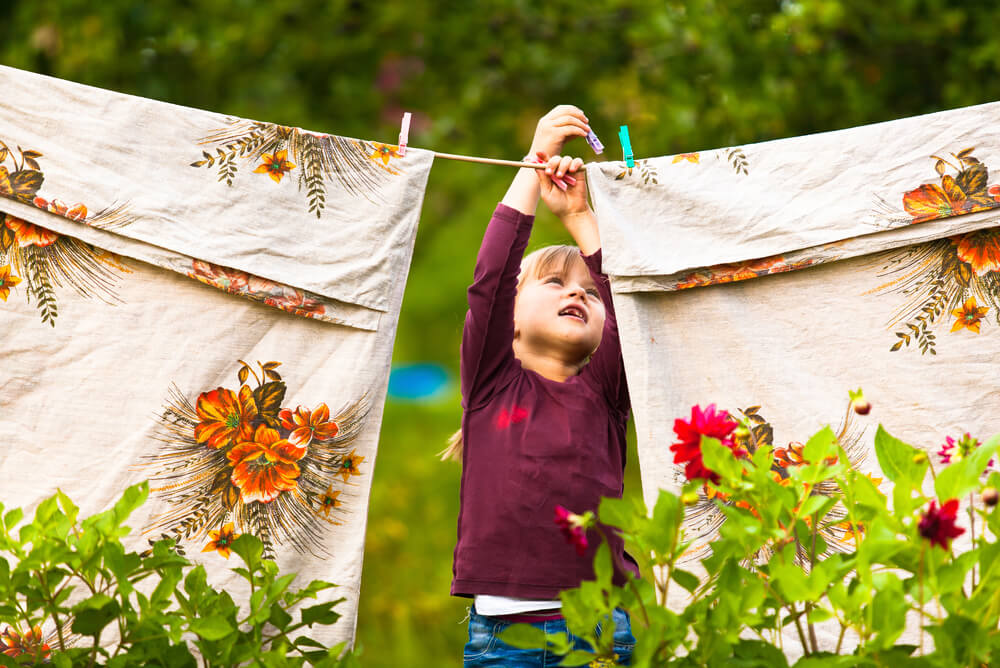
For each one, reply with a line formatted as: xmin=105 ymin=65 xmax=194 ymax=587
xmin=473 ymin=594 xmax=562 ymax=616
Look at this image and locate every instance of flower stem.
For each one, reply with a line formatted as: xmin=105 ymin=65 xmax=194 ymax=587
xmin=596 ymin=524 xmax=651 ymax=628
xmin=790 ymin=604 xmax=811 ymax=656
xmin=919 ymin=546 xmax=925 ymax=655
xmin=969 ymin=492 xmax=977 ymax=591
xmin=804 ymin=512 xmax=819 ymax=653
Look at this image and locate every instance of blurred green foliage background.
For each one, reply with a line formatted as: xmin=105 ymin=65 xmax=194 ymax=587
xmin=3 ymin=1 xmax=1000 ymax=664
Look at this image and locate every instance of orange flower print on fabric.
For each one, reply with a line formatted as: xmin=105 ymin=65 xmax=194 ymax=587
xmin=201 ymin=522 xmax=240 ymax=559
xmin=338 ymin=449 xmax=365 ymax=483
xmin=318 ymin=485 xmax=342 ymax=517
xmin=951 ymin=297 xmax=989 ymax=333
xmin=279 ymin=404 xmax=339 ymax=447
xmin=253 ymin=149 xmax=296 ymax=183
xmin=0 ymin=264 xmax=21 ymax=301
xmin=902 ymin=150 xmax=998 ymax=224
xmin=673 ymin=255 xmax=811 ymax=290
xmin=1 ymin=625 xmax=51 ymax=660
xmin=4 ymin=215 xmax=58 ymax=247
xmin=190 ymin=260 xmax=249 ymax=292
xmin=834 ymin=519 xmax=865 ymax=546
xmin=952 ymin=229 xmax=1000 ymax=276
xmin=672 ymin=153 xmax=700 ymax=164
xmin=228 ymin=424 xmax=306 ymax=503
xmin=264 ymin=287 xmax=326 ymax=317
xmin=194 ymin=385 xmax=258 ymax=449
xmin=369 ymin=143 xmax=401 ymax=166
xmin=33 ymin=196 xmax=87 ymax=221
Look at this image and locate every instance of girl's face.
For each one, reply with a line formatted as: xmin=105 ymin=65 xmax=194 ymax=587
xmin=513 ymin=257 xmax=606 ymax=365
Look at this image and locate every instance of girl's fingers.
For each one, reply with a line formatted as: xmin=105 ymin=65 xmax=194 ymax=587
xmin=546 ymin=104 xmax=587 ymax=121
xmin=557 ymin=155 xmax=574 ymax=177
xmin=552 ymin=117 xmax=590 ymax=132
xmin=570 ymin=157 xmax=584 ymax=172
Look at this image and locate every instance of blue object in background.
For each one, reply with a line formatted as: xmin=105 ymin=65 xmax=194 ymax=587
xmin=387 ymin=363 xmax=451 ymax=401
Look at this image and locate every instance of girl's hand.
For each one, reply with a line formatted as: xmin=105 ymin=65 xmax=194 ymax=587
xmin=537 ymin=154 xmax=588 ymax=218
xmin=537 ymin=155 xmax=601 ymax=255
xmin=528 ymin=105 xmax=590 ymax=159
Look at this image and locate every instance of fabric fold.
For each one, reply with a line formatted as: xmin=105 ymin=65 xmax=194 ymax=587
xmin=587 ymin=100 xmax=1000 ymax=288
xmin=0 ymin=64 xmax=433 ymax=314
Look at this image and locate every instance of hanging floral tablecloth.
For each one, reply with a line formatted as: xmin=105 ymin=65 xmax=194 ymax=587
xmin=0 ymin=65 xmax=433 ymax=645
xmin=587 ymin=101 xmax=1000 ymax=652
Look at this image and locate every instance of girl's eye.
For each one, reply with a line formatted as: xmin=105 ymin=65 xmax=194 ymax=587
xmin=544 ymin=276 xmax=563 ymax=285
xmin=586 ymin=289 xmax=600 ymax=299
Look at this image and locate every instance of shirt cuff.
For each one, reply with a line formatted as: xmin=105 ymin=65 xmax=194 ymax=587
xmin=494 ymin=203 xmax=535 ymax=229
xmin=580 ymin=248 xmax=605 ymax=276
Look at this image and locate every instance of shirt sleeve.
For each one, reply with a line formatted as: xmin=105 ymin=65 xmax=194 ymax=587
xmin=580 ymin=249 xmax=630 ymax=415
xmin=461 ymin=203 xmax=534 ymax=409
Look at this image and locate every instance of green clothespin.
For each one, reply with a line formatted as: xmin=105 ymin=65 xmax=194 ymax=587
xmin=619 ymin=125 xmax=634 ymax=168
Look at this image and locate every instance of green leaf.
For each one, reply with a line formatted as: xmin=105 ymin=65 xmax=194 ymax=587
xmin=802 ymin=425 xmax=837 ymax=465
xmin=701 ymin=435 xmax=742 ymax=482
xmin=671 ymin=568 xmax=700 ymax=593
xmin=731 ymin=638 xmax=789 ymax=666
xmin=269 ymin=602 xmax=293 ymax=630
xmin=806 ymin=606 xmax=833 ymax=623
xmin=593 ymin=542 xmax=612 ymax=587
xmin=498 ymin=623 xmax=547 ymax=649
xmin=557 ymin=649 xmax=600 ymax=666
xmin=301 ymin=599 xmax=345 ymax=626
xmin=294 ymin=636 xmax=326 ymax=649
xmin=874 ymin=425 xmax=927 ymax=487
xmin=190 ymin=615 xmax=235 ymax=641
xmin=112 ymin=482 xmax=150 ymax=524
xmin=71 ymin=593 xmax=120 ymax=636
xmin=598 ymin=496 xmax=640 ymax=532
xmin=646 ymin=490 xmax=682 ymax=559
xmin=798 ymin=494 xmax=836 ymax=519
xmin=3 ymin=508 xmax=23 ymax=531
xmin=231 ymin=533 xmax=264 ymax=568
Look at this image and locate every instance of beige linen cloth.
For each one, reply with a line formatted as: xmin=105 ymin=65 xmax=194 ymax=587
xmin=0 ymin=65 xmax=433 ymax=646
xmin=587 ymin=102 xmax=1000 ymax=656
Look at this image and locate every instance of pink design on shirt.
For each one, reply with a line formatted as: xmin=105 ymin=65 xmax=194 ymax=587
xmin=495 ymin=406 xmax=528 ymax=429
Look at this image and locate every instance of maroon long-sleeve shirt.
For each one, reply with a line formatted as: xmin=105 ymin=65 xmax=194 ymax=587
xmin=451 ymin=203 xmax=638 ymax=600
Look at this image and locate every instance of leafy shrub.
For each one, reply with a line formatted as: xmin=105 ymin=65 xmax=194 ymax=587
xmin=504 ymin=399 xmax=1000 ymax=666
xmin=0 ymin=482 xmax=359 ymax=667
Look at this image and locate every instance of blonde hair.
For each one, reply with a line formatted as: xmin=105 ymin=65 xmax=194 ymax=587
xmin=440 ymin=245 xmax=583 ymax=463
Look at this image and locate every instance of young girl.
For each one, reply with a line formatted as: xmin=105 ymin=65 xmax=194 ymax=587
xmin=450 ymin=106 xmax=639 ymax=666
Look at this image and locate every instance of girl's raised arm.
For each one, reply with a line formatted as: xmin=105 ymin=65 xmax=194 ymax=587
xmin=461 ymin=107 xmax=591 ymax=408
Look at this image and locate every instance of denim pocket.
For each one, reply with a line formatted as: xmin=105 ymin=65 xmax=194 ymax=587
xmin=463 ymin=613 xmax=503 ymax=662
xmin=611 ymin=608 xmax=635 ymax=664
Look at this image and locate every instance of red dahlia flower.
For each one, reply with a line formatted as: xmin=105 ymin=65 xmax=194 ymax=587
xmin=554 ymin=505 xmax=589 ymax=556
xmin=670 ymin=404 xmax=740 ymax=483
xmin=918 ymin=499 xmax=965 ymax=550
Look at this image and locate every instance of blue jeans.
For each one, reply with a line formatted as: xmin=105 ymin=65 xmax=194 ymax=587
xmin=463 ymin=606 xmax=635 ymax=666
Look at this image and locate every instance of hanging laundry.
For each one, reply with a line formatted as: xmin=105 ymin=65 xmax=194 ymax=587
xmin=587 ymin=101 xmax=1000 ymax=654
xmin=0 ymin=65 xmax=433 ymax=646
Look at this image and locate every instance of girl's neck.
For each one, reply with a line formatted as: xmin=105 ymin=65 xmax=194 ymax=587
xmin=516 ymin=350 xmax=583 ymax=383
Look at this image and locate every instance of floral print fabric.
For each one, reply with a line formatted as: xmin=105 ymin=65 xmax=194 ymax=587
xmin=0 ymin=65 xmax=432 ymax=648
xmin=587 ymin=101 xmax=1000 ymax=657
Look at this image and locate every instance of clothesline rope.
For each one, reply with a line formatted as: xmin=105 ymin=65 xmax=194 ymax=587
xmin=432 ymin=151 xmax=555 ymax=169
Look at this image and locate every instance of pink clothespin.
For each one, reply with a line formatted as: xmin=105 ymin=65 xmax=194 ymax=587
xmin=398 ymin=112 xmax=411 ymax=156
